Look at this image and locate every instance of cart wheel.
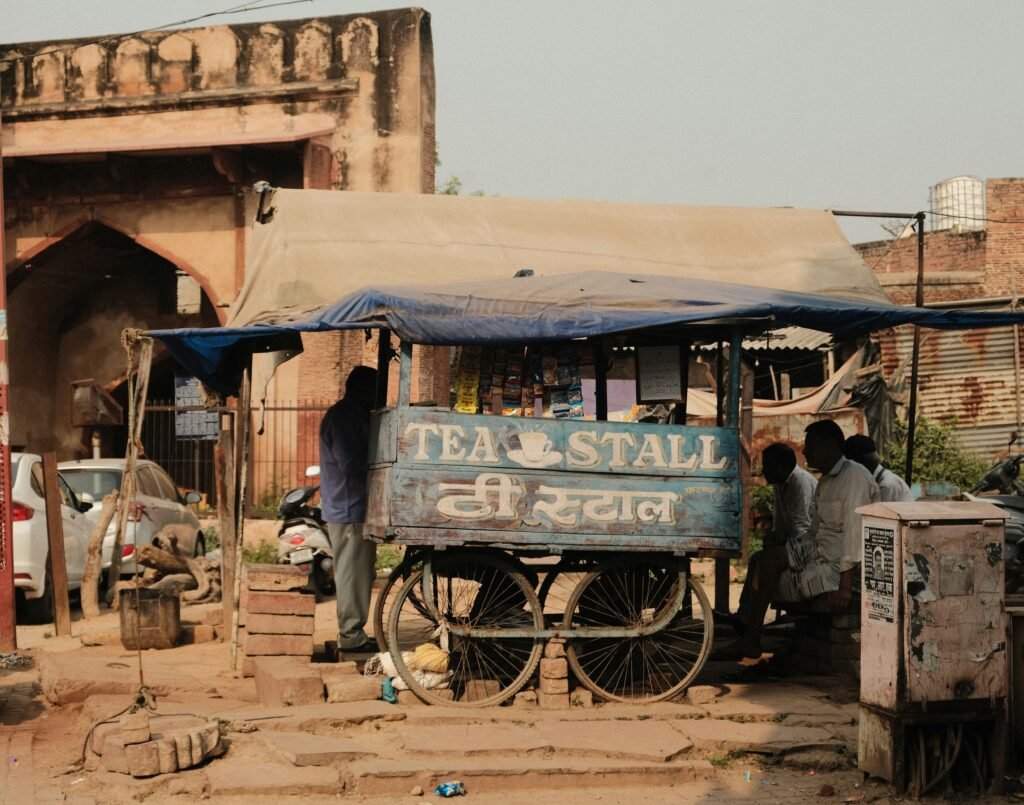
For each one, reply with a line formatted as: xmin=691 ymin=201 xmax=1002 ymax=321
xmin=373 ymin=557 xmax=419 ymax=652
xmin=563 ymin=558 xmax=713 ymax=703
xmin=386 ymin=553 xmax=543 ymax=706
xmin=537 ymin=560 xmax=590 ymax=624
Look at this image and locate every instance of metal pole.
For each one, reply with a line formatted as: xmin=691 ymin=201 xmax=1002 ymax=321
xmin=905 ymin=212 xmax=926 ymax=484
xmin=0 ymin=107 xmax=17 ymax=651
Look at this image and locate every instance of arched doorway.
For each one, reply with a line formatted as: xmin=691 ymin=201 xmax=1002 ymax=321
xmin=8 ymin=222 xmax=220 ymax=471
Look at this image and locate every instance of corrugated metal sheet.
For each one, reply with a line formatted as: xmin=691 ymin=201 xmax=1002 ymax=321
xmin=696 ymin=326 xmax=831 ymax=352
xmin=742 ymin=326 xmax=832 ymax=352
xmin=881 ymin=324 xmax=1024 ymax=457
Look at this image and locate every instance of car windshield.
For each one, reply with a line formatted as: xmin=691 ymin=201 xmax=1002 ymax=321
xmin=61 ymin=469 xmax=122 ymax=501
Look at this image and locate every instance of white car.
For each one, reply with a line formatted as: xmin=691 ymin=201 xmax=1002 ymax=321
xmin=58 ymin=458 xmax=204 ymax=576
xmin=12 ymin=452 xmax=93 ymax=621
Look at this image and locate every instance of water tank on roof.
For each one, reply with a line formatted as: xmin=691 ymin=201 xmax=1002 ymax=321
xmin=929 ymin=175 xmax=985 ymax=232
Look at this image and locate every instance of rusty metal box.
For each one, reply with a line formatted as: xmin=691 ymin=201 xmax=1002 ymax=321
xmin=857 ymin=501 xmax=1007 ymax=713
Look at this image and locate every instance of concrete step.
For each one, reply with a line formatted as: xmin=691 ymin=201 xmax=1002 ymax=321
xmin=347 ymin=757 xmax=715 ymax=796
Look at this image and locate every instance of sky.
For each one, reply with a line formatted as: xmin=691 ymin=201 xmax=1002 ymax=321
xmin=4 ymin=0 xmax=1022 ymax=244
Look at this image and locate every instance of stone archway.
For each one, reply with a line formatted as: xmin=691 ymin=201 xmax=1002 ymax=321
xmin=8 ymin=221 xmax=219 ymax=458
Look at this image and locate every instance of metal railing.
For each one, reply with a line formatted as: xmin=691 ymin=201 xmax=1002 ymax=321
xmin=140 ymin=399 xmax=331 ymax=515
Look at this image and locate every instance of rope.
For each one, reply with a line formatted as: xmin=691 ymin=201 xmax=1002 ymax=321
xmin=115 ymin=331 xmax=155 ymax=690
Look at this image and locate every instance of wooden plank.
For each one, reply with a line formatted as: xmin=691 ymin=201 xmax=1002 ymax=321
xmin=375 ymin=525 xmax=739 ymax=554
xmin=41 ymin=453 xmax=71 ymax=637
xmin=392 ymin=409 xmax=739 ymax=480
xmin=386 ymin=465 xmax=740 ymax=539
xmin=368 ymin=409 xmax=398 ymax=466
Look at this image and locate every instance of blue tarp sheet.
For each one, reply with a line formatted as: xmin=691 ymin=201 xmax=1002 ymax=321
xmin=150 ymin=271 xmax=1024 ymax=396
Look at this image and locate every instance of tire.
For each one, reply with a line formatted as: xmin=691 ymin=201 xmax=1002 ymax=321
xmin=386 ymin=553 xmax=543 ymax=707
xmin=23 ymin=568 xmax=54 ymax=625
xmin=311 ymin=555 xmax=336 ymax=600
xmin=564 ymin=558 xmax=713 ymax=703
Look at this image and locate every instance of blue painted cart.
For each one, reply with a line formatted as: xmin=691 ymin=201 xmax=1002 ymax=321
xmin=366 ymin=329 xmax=746 ymax=706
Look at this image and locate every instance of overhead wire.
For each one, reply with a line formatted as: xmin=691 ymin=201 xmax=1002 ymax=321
xmin=0 ymin=0 xmax=313 ymax=66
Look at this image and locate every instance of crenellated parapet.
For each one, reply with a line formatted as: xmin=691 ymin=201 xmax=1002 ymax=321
xmin=0 ymin=10 xmax=428 ymax=129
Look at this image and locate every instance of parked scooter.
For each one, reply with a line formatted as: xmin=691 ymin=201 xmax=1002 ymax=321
xmin=968 ymin=450 xmax=1024 ymax=566
xmin=277 ymin=466 xmax=335 ymax=598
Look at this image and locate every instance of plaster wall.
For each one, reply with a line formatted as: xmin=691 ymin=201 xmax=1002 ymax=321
xmin=1 ymin=9 xmax=436 ymax=463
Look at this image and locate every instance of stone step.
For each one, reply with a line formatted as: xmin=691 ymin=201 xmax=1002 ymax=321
xmin=393 ymin=721 xmax=694 ymax=763
xmin=226 ymin=700 xmax=407 ymax=733
xmin=207 ymin=759 xmax=340 ymax=797
xmin=259 ymin=731 xmax=378 ymax=766
xmin=348 ymin=757 xmax=714 ymax=796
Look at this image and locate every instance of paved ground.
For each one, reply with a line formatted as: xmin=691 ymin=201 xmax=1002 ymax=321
xmin=0 ymin=577 xmax=1012 ymax=804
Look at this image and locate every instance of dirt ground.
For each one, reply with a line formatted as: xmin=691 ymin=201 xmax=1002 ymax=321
xmin=0 ymin=575 xmax=1015 ymax=804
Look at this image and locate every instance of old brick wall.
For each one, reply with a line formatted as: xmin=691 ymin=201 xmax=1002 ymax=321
xmin=858 ymin=177 xmax=1024 ymax=459
xmin=856 ymin=229 xmax=988 ymax=305
xmin=984 ymin=178 xmax=1024 ymax=299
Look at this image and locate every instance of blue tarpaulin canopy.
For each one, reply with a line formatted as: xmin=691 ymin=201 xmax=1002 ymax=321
xmin=151 ymin=271 xmax=1024 ymax=397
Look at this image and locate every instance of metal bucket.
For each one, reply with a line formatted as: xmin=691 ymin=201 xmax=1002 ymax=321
xmin=119 ymin=588 xmax=181 ymax=650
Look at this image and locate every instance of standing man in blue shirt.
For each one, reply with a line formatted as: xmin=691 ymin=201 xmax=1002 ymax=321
xmin=319 ymin=365 xmax=378 ymax=655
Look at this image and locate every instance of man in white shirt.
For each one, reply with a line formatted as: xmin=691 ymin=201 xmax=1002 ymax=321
xmin=844 ymin=434 xmax=913 ymax=503
xmin=718 ymin=443 xmax=816 ymax=631
xmin=719 ymin=420 xmax=879 ymax=660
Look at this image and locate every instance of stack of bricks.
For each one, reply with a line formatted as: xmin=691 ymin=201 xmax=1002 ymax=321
xmin=240 ymin=563 xmax=316 ymax=677
xmin=537 ymin=638 xmax=570 ymax=709
xmin=789 ymin=600 xmax=861 ymax=680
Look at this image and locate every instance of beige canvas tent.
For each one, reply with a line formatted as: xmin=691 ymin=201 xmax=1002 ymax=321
xmin=233 ymin=188 xmax=891 ymax=328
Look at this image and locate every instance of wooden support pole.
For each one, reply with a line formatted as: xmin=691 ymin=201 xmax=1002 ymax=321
xmin=0 ymin=106 xmax=16 ymax=652
xmin=107 ymin=336 xmax=153 ymax=597
xmin=375 ymin=328 xmax=391 ymax=408
xmin=41 ymin=453 xmax=72 ymax=637
xmin=715 ymin=329 xmax=745 ymax=613
xmin=739 ymin=364 xmax=755 ymax=561
xmin=398 ymin=341 xmax=413 ymax=407
xmin=230 ymin=367 xmax=252 ymax=670
xmin=215 ymin=427 xmax=236 ymax=634
xmin=80 ymin=491 xmax=117 ymax=619
xmin=594 ymin=338 xmax=608 ymax=422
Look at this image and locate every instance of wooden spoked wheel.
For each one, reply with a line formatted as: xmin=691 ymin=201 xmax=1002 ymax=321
xmin=386 ymin=553 xmax=544 ymax=707
xmin=563 ymin=558 xmax=713 ymax=703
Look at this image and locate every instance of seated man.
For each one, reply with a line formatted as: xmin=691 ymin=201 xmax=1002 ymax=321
xmin=843 ymin=434 xmax=913 ymax=503
xmin=718 ymin=442 xmax=816 ymax=631
xmin=719 ymin=419 xmax=879 ymax=660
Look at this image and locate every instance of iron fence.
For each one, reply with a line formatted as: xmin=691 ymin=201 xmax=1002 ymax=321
xmin=248 ymin=400 xmax=331 ymax=516
xmin=141 ymin=399 xmax=332 ymax=515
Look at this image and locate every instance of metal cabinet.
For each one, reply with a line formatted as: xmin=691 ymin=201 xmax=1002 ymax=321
xmin=856 ymin=501 xmax=1007 ymax=793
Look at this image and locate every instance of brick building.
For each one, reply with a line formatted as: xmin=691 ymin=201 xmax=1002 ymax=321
xmin=855 ymin=177 xmax=1024 ymax=457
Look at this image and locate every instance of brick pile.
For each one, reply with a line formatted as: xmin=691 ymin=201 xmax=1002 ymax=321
xmin=240 ymin=564 xmax=316 ymax=677
xmin=252 ymin=655 xmax=382 ymax=707
xmin=537 ymin=638 xmax=570 ymax=709
xmin=788 ymin=605 xmax=861 ymax=680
